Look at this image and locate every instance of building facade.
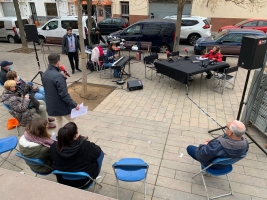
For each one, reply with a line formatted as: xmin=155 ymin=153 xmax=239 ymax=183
xmin=192 ymin=0 xmax=267 ymax=32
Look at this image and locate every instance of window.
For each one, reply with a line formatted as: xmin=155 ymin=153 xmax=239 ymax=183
xmin=143 ymin=24 xmax=160 ymax=35
xmin=0 ymin=21 xmax=4 ymax=29
xmin=86 ymin=18 xmax=97 ymax=28
xmin=222 ymin=33 xmax=243 ymax=43
xmin=45 ymin=3 xmax=58 ymax=16
xmin=258 ymin=21 xmax=267 ymax=26
xmin=113 ymin=19 xmax=122 ymax=25
xmin=15 ymin=19 xmax=29 ymax=28
xmin=100 ymin=18 xmax=112 ymax=24
xmin=124 ymin=24 xmax=142 ymax=35
xmin=121 ymin=2 xmax=129 ymax=18
xmin=61 ymin=20 xmax=78 ymax=29
xmin=160 ymin=24 xmax=173 ymax=35
xmin=242 ymin=21 xmax=258 ymax=27
xmin=182 ymin=20 xmax=199 ymax=26
xmin=43 ymin=21 xmax=58 ymax=30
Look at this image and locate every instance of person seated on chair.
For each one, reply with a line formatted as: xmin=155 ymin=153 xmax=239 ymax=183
xmin=186 ymin=120 xmax=249 ymax=169
xmin=50 ymin=122 xmax=104 ymax=189
xmin=19 ymin=117 xmax=55 ymax=174
xmin=104 ymin=43 xmax=119 ymax=78
xmin=90 ymin=27 xmax=106 ymax=45
xmin=6 ymin=70 xmax=46 ymax=102
xmin=0 ymin=80 xmax=55 ymax=128
xmin=202 ymin=46 xmax=223 ymax=79
xmin=0 ymin=60 xmax=13 ymax=84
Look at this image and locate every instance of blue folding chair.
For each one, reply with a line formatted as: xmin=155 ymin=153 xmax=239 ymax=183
xmin=192 ymin=155 xmax=246 ymax=200
xmin=0 ymin=136 xmax=22 ymax=170
xmin=15 ymin=152 xmax=52 ymax=176
xmin=112 ymin=158 xmax=149 ymax=200
xmin=52 ymin=170 xmax=102 ymax=192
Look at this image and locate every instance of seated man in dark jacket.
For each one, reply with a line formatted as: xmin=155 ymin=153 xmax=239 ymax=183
xmin=90 ymin=27 xmax=106 ymax=45
xmin=187 ymin=120 xmax=249 ymax=168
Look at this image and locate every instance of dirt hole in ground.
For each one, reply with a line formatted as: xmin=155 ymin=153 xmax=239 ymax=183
xmin=68 ymin=82 xmax=116 ymax=111
xmin=8 ymin=48 xmax=39 ymax=54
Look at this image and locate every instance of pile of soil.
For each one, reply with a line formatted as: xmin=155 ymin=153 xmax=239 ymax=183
xmin=68 ymin=82 xmax=116 ymax=111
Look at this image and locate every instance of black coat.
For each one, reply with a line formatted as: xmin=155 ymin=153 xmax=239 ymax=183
xmin=0 ymin=67 xmax=8 ymax=84
xmin=50 ymin=136 xmax=101 ymax=188
xmin=62 ymin=33 xmax=81 ymax=54
xmin=90 ymin=31 xmax=105 ymax=45
xmin=42 ymin=64 xmax=76 ymax=116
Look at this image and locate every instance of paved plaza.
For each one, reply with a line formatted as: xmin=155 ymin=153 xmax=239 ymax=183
xmin=1 ymin=42 xmax=267 ymax=200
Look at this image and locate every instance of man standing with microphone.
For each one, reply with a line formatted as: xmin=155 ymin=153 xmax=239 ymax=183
xmin=42 ymin=53 xmax=80 ymax=131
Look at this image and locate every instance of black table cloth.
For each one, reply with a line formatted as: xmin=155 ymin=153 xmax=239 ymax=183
xmin=154 ymin=56 xmax=230 ymax=84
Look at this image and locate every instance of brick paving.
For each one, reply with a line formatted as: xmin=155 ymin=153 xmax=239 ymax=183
xmin=1 ymin=42 xmax=267 ymax=200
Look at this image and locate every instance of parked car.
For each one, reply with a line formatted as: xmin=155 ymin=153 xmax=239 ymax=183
xmin=163 ymin=15 xmax=211 ymax=45
xmin=107 ymin=19 xmax=176 ymax=53
xmin=219 ymin=19 xmax=267 ymax=33
xmin=97 ymin=17 xmax=129 ymax=35
xmin=194 ymin=28 xmax=265 ymax=55
xmin=37 ymin=16 xmax=97 ymax=45
xmin=0 ymin=17 xmax=29 ymax=43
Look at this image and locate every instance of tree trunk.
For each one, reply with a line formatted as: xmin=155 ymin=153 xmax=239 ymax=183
xmin=13 ymin=0 xmax=29 ymax=52
xmin=87 ymin=0 xmax=92 ymax=46
xmin=78 ymin=0 xmax=87 ymax=94
xmin=173 ymin=1 xmax=186 ymax=52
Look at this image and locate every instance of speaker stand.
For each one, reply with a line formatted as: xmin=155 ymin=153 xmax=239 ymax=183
xmin=30 ymin=41 xmax=43 ymax=85
xmin=208 ymin=69 xmax=267 ymax=155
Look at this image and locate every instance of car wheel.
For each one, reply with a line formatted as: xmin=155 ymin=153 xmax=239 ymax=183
xmin=38 ymin=37 xmax=45 ymax=45
xmin=158 ymin=45 xmax=169 ymax=53
xmin=188 ymin=34 xmax=200 ymax=46
xmin=8 ymin=36 xmax=15 ymax=43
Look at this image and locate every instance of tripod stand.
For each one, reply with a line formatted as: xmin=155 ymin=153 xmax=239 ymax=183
xmin=208 ymin=69 xmax=267 ymax=155
xmin=30 ymin=41 xmax=43 ymax=85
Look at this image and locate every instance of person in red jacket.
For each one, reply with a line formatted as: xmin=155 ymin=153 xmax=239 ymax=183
xmin=202 ymin=46 xmax=223 ymax=79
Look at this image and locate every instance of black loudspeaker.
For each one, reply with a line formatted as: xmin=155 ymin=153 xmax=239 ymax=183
xmin=24 ymin=24 xmax=38 ymax=42
xmin=238 ymin=35 xmax=267 ymax=70
xmin=127 ymin=79 xmax=143 ymax=91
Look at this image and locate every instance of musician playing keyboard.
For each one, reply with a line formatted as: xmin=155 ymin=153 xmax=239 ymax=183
xmin=103 ymin=43 xmax=119 ymax=78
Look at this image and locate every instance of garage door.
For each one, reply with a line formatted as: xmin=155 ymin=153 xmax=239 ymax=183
xmin=149 ymin=2 xmax=192 ymax=19
xmin=2 ymin=3 xmax=16 ymax=17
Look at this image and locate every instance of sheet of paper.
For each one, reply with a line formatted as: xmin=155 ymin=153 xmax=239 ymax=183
xmin=71 ymin=102 xmax=88 ymax=119
xmin=196 ymin=57 xmax=208 ymax=61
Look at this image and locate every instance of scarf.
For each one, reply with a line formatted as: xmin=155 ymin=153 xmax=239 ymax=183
xmin=24 ymin=131 xmax=55 ymax=148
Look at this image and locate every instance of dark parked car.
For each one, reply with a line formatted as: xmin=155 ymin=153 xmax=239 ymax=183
xmin=107 ymin=19 xmax=176 ymax=53
xmin=194 ymin=28 xmax=265 ymax=55
xmin=97 ymin=17 xmax=129 ymax=35
xmin=219 ymin=18 xmax=267 ymax=33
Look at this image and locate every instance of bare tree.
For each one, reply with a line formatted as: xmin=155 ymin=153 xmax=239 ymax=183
xmin=173 ymin=0 xmax=187 ymax=52
xmin=13 ymin=0 xmax=29 ymax=52
xmin=87 ymin=0 xmax=93 ymax=46
xmin=78 ymin=0 xmax=87 ymax=93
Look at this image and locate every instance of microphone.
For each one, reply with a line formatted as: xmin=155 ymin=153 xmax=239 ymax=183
xmin=59 ymin=65 xmax=70 ymax=77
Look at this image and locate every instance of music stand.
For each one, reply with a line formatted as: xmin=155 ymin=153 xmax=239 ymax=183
xmin=24 ymin=24 xmax=43 ymax=85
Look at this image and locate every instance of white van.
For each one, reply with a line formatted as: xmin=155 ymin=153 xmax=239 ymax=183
xmin=37 ymin=16 xmax=97 ymax=45
xmin=0 ymin=17 xmax=29 ymax=43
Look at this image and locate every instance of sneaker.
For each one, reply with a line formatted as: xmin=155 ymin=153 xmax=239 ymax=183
xmin=76 ymin=68 xmax=82 ymax=72
xmin=47 ymin=123 xmax=56 ymax=129
xmin=48 ymin=117 xmax=55 ymax=122
xmin=72 ymin=70 xmax=75 ymax=74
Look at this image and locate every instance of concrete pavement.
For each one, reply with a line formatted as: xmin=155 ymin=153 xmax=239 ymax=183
xmin=1 ymin=42 xmax=267 ymax=200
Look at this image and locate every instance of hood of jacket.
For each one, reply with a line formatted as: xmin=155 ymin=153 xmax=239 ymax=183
xmin=19 ymin=135 xmax=44 ymax=157
xmin=0 ymin=89 xmax=18 ymax=103
xmin=217 ymin=134 xmax=248 ymax=157
xmin=58 ymin=136 xmax=86 ymax=159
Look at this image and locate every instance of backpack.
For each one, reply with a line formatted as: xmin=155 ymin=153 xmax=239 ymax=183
xmin=86 ymin=60 xmax=94 ymax=71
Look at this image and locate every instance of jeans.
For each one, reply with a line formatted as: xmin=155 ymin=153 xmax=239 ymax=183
xmin=67 ymin=51 xmax=79 ymax=71
xmin=187 ymin=145 xmax=198 ymax=160
xmin=34 ymin=87 xmax=46 ymax=102
xmin=103 ymin=62 xmax=119 ymax=77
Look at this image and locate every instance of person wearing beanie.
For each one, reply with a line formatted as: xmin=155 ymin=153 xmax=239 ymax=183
xmin=0 ymin=60 xmax=13 ymax=84
xmin=90 ymin=27 xmax=106 ymax=45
